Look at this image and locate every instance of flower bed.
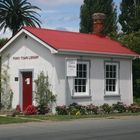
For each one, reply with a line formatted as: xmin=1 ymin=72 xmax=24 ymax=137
xmin=56 ymin=102 xmax=140 ymax=115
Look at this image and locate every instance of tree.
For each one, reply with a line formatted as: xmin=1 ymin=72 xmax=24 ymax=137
xmin=0 ymin=38 xmax=8 ymax=47
xmin=0 ymin=0 xmax=41 ymax=36
xmin=79 ymin=0 xmax=117 ymax=35
xmin=119 ymin=30 xmax=140 ymax=97
xmin=119 ymin=0 xmax=140 ymax=33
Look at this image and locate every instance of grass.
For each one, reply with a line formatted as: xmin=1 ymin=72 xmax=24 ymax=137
xmin=19 ymin=114 xmax=98 ymax=121
xmin=19 ymin=112 xmax=140 ymax=121
xmin=0 ymin=112 xmax=140 ymax=125
xmin=0 ymin=116 xmax=38 ymax=125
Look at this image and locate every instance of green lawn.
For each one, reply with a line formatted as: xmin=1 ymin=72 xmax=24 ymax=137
xmin=19 ymin=112 xmax=140 ymax=121
xmin=0 ymin=116 xmax=38 ymax=124
xmin=1 ymin=112 xmax=140 ymax=125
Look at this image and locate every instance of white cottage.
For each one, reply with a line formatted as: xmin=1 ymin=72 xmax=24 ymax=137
xmin=0 ymin=13 xmax=139 ymax=111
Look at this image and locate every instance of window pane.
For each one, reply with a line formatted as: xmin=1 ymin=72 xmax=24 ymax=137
xmin=83 ymin=64 xmax=87 ymax=71
xmin=79 ymin=86 xmax=81 ymax=92
xmin=83 ymin=86 xmax=86 ymax=92
xmin=110 ymin=65 xmax=113 ymax=71
xmin=109 ymin=79 xmax=112 ymax=85
xmin=78 ymin=79 xmax=81 ymax=85
xmin=105 ymin=63 xmax=118 ymax=93
xmin=113 ymin=85 xmax=115 ymax=91
xmin=75 ymin=86 xmax=77 ymax=92
xmin=110 ymin=72 xmax=113 ymax=78
xmin=79 ymin=72 xmax=82 ymax=78
xmin=74 ymin=62 xmax=89 ymax=93
xmin=113 ymin=72 xmax=116 ymax=78
xmin=75 ymin=79 xmax=78 ymax=85
xmin=113 ymin=65 xmax=116 ymax=71
xmin=79 ymin=64 xmax=82 ymax=71
xmin=106 ymin=79 xmax=109 ymax=85
xmin=106 ymin=65 xmax=109 ymax=71
xmin=83 ymin=72 xmax=86 ymax=78
xmin=106 ymin=86 xmax=109 ymax=91
xmin=77 ymin=64 xmax=79 ymax=71
xmin=77 ymin=86 xmax=80 ymax=92
xmin=77 ymin=71 xmax=79 ymax=77
xmin=106 ymin=72 xmax=109 ymax=78
xmin=83 ymin=79 xmax=86 ymax=85
xmin=109 ymin=86 xmax=112 ymax=91
xmin=112 ymin=79 xmax=116 ymax=85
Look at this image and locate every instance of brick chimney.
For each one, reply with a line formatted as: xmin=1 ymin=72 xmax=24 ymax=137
xmin=92 ymin=13 xmax=105 ymax=35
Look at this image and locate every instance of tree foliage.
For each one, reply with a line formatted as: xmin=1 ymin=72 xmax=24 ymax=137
xmin=0 ymin=38 xmax=8 ymax=47
xmin=119 ymin=30 xmax=140 ymax=53
xmin=118 ymin=30 xmax=140 ymax=97
xmin=0 ymin=0 xmax=41 ymax=36
xmin=118 ymin=0 xmax=140 ymax=98
xmin=119 ymin=0 xmax=140 ymax=33
xmin=80 ymin=0 xmax=117 ymax=35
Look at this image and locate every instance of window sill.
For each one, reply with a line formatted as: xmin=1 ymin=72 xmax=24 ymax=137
xmin=72 ymin=95 xmax=91 ymax=99
xmin=104 ymin=94 xmax=121 ymax=98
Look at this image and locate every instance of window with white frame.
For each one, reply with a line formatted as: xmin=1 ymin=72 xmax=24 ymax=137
xmin=74 ymin=61 xmax=89 ymax=96
xmin=105 ymin=62 xmax=119 ymax=95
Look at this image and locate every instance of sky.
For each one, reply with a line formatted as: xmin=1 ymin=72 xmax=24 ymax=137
xmin=0 ymin=0 xmax=121 ymax=38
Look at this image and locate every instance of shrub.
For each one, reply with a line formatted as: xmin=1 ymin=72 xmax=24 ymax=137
xmin=55 ymin=102 xmax=140 ymax=116
xmin=34 ymin=71 xmax=56 ymax=114
xmin=101 ymin=103 xmax=112 ymax=114
xmin=24 ymin=105 xmax=37 ymax=115
xmin=68 ymin=106 xmax=79 ymax=115
xmin=68 ymin=103 xmax=87 ymax=115
xmin=112 ymin=102 xmax=127 ymax=113
xmin=11 ymin=105 xmax=22 ymax=117
xmin=76 ymin=111 xmax=81 ymax=116
xmin=1 ymin=65 xmax=14 ymax=110
xmin=15 ymin=104 xmax=21 ymax=113
xmin=37 ymin=104 xmax=50 ymax=115
xmin=128 ymin=104 xmax=140 ymax=113
xmin=79 ymin=105 xmax=87 ymax=115
xmin=56 ymin=106 xmax=68 ymax=115
xmin=86 ymin=104 xmax=98 ymax=114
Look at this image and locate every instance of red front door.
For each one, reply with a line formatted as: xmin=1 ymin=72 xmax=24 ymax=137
xmin=22 ymin=72 xmax=32 ymax=111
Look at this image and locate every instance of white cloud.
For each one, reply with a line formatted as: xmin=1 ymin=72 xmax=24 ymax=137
xmin=39 ymin=9 xmax=58 ymax=14
xmin=31 ymin=0 xmax=83 ymax=7
xmin=0 ymin=29 xmax=12 ymax=38
xmin=47 ymin=26 xmax=79 ymax=32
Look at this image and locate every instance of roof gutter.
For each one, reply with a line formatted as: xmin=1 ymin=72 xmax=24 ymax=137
xmin=57 ymin=49 xmax=140 ymax=59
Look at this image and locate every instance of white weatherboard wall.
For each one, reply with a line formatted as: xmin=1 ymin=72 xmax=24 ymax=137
xmin=54 ymin=55 xmax=133 ymax=106
xmin=2 ymin=33 xmax=57 ymax=108
xmin=1 ymin=32 xmax=133 ymax=109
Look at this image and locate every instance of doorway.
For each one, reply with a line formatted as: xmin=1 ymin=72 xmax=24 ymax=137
xmin=21 ymin=71 xmax=32 ymax=111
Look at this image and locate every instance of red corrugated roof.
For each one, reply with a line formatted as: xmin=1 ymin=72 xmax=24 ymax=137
xmin=23 ymin=26 xmax=138 ymax=56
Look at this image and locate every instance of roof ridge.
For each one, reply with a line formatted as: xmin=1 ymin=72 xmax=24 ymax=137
xmin=23 ymin=26 xmax=108 ymax=38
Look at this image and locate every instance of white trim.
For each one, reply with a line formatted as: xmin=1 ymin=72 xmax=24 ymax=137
xmin=58 ymin=49 xmax=139 ymax=59
xmin=130 ymin=60 xmax=133 ymax=103
xmin=73 ymin=61 xmax=90 ymax=97
xmin=104 ymin=62 xmax=119 ymax=96
xmin=19 ymin=69 xmax=34 ymax=111
xmin=0 ymin=29 xmax=58 ymax=54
